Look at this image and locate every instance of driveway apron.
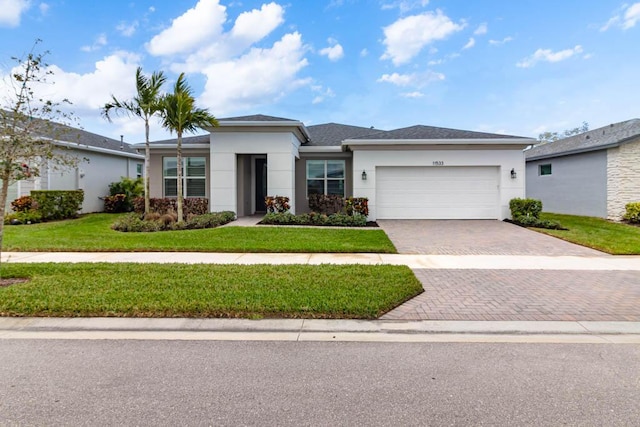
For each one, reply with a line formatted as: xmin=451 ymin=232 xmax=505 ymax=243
xmin=377 ymin=220 xmax=640 ymax=321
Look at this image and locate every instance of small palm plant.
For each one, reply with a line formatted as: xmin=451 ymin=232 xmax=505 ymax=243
xmin=160 ymin=73 xmax=218 ymax=222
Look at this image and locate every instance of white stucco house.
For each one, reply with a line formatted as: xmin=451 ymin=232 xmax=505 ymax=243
xmin=526 ymin=119 xmax=640 ymax=220
xmin=140 ymin=114 xmax=534 ymax=221
xmin=6 ymin=125 xmax=144 ymax=213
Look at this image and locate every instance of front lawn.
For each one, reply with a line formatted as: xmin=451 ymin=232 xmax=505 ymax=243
xmin=2 ymin=213 xmax=396 ymax=253
xmin=0 ymin=263 xmax=422 ymax=319
xmin=537 ymin=213 xmax=640 ymax=255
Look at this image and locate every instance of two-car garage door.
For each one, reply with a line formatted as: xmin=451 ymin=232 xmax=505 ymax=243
xmin=376 ymin=166 xmax=499 ymax=219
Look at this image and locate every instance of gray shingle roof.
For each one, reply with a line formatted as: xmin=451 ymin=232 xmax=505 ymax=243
xmin=525 ymin=118 xmax=640 ymax=160
xmin=1 ymin=111 xmax=139 ymax=154
xmin=350 ymin=124 xmax=529 ymax=140
xmin=218 ymin=114 xmax=297 ymax=122
xmin=306 ymin=123 xmax=381 ymax=146
xmin=148 ymin=134 xmax=210 ymax=145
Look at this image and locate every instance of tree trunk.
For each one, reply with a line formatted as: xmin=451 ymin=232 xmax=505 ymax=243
xmin=144 ymin=119 xmax=151 ymax=216
xmin=0 ymin=172 xmax=11 ymax=279
xmin=176 ymin=131 xmax=183 ymax=223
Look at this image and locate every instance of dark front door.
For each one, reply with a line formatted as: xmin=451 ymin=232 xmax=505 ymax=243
xmin=255 ymin=158 xmax=267 ymax=213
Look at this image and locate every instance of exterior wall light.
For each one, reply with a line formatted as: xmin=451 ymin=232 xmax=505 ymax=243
xmin=361 ymin=170 xmax=367 ymax=180
xmin=510 ymin=168 xmax=517 ymax=179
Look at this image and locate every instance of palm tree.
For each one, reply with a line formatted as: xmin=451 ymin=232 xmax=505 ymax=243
xmin=160 ymin=73 xmax=218 ymax=222
xmin=102 ymin=67 xmax=167 ymax=215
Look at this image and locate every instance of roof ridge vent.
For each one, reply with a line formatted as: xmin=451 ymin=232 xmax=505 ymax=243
xmin=586 ymin=135 xmax=590 ymax=139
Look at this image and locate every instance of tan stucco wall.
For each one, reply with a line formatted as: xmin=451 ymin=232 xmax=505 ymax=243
xmin=294 ymin=152 xmax=353 ymax=214
xmin=149 ymin=149 xmax=210 ymax=199
xmin=607 ymin=137 xmax=640 ymax=220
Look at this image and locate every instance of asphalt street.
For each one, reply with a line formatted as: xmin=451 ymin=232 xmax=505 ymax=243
xmin=1 ymin=340 xmax=639 ymax=426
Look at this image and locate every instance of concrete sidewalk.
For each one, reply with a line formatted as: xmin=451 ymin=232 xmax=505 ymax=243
xmin=1 ymin=317 xmax=639 ymax=343
xmin=2 ymin=251 xmax=640 ymax=270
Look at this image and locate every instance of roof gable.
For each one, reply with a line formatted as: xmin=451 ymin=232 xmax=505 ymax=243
xmin=526 ymin=118 xmax=640 ymax=160
xmin=306 ymin=123 xmax=380 ymax=146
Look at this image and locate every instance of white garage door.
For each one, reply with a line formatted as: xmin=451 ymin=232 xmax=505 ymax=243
xmin=376 ymin=166 xmax=499 ymax=219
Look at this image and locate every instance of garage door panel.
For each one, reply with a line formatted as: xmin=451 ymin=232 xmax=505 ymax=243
xmin=376 ymin=166 xmax=499 ymax=219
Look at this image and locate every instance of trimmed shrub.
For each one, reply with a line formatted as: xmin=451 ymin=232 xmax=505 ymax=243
xmin=4 ymin=210 xmax=43 ymax=225
xmin=11 ymin=195 xmax=33 ymax=213
xmin=509 ymin=198 xmax=542 ymax=219
xmin=345 ymin=197 xmax=369 ymax=217
xmin=31 ymin=190 xmax=84 ymax=221
xmin=105 ymin=177 xmax=143 ymax=212
xmin=112 ymin=211 xmax=235 ymax=232
xmin=512 ymin=215 xmax=565 ymax=230
xmin=265 ymin=196 xmax=290 ymax=213
xmin=623 ymin=202 xmax=640 ymax=224
xmin=308 ymin=194 xmax=344 ymax=215
xmin=260 ymin=212 xmax=367 ymax=227
xmin=133 ymin=197 xmax=209 ymax=216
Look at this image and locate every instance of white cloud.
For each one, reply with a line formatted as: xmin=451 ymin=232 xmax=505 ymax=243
xmin=80 ymin=34 xmax=108 ymax=52
xmin=198 ymin=32 xmax=310 ymax=114
xmin=463 ymin=37 xmax=475 ymax=49
xmin=601 ymin=2 xmax=640 ymax=31
xmin=474 ymin=22 xmax=487 ymax=35
xmin=377 ymin=70 xmax=444 ymax=87
xmin=401 ymin=91 xmax=424 ymax=98
xmin=380 ymin=0 xmax=429 ymax=13
xmin=360 ymin=48 xmax=369 ymax=57
xmin=489 ymin=36 xmax=513 ymax=45
xmin=319 ymin=39 xmax=344 ymax=61
xmin=116 ymin=20 xmax=138 ymax=37
xmin=38 ymin=2 xmax=48 ymax=15
xmin=622 ymin=2 xmax=640 ymax=29
xmin=516 ymin=45 xmax=584 ymax=68
xmin=230 ymin=2 xmax=284 ymax=44
xmin=146 ymin=0 xmax=227 ymax=56
xmin=311 ymin=85 xmax=335 ymax=104
xmin=381 ymin=10 xmax=465 ymax=65
xmin=0 ymin=0 xmax=31 ymax=27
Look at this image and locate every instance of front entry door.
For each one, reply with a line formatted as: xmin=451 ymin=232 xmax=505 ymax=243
xmin=255 ymin=158 xmax=267 ymax=213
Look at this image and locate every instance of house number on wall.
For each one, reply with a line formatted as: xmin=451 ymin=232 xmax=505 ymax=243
xmin=432 ymin=161 xmax=444 ymax=166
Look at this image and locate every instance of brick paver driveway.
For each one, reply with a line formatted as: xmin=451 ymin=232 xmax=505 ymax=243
xmin=377 ymin=219 xmax=604 ymax=256
xmin=378 ymin=220 xmax=640 ymax=321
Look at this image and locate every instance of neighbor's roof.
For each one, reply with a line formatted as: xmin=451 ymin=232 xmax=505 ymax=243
xmin=350 ymin=125 xmax=530 ymax=141
xmin=526 ymin=119 xmax=640 ymax=161
xmin=1 ymin=111 xmax=139 ymax=155
xmin=218 ymin=114 xmax=297 ymax=122
xmin=147 ymin=134 xmax=210 ymax=146
xmin=306 ymin=123 xmax=380 ymax=146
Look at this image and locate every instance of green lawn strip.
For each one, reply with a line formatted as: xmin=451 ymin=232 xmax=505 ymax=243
xmin=3 ymin=213 xmax=397 ymax=253
xmin=0 ymin=263 xmax=422 ymax=319
xmin=537 ymin=213 xmax=640 ymax=255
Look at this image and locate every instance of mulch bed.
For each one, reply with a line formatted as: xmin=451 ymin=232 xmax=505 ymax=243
xmin=0 ymin=278 xmax=29 ymax=287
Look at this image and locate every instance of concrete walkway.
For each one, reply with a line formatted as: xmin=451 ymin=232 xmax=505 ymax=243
xmin=3 ymin=252 xmax=640 ymax=270
xmin=1 ymin=317 xmax=639 ymax=343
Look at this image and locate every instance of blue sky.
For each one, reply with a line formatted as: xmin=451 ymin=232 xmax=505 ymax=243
xmin=1 ymin=0 xmax=639 ymax=143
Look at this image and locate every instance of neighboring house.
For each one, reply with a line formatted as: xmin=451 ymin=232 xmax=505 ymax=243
xmin=6 ymin=124 xmax=144 ymax=213
xmin=525 ymin=119 xmax=640 ymax=220
xmin=140 ymin=114 xmax=533 ymax=221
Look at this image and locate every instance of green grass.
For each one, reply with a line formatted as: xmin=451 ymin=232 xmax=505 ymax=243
xmin=2 ymin=213 xmax=396 ymax=253
xmin=0 ymin=263 xmax=422 ymax=319
xmin=537 ymin=213 xmax=640 ymax=255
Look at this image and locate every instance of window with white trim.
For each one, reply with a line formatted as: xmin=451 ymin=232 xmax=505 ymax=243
xmin=163 ymin=157 xmax=206 ymax=197
xmin=539 ymin=164 xmax=552 ymax=176
xmin=136 ymin=163 xmax=143 ymax=179
xmin=306 ymin=160 xmax=345 ymax=196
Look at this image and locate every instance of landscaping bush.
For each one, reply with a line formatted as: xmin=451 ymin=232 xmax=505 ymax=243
xmin=31 ymin=190 xmax=84 ymax=221
xmin=4 ymin=210 xmax=43 ymax=225
xmin=260 ymin=212 xmax=367 ymax=227
xmin=308 ymin=194 xmax=344 ymax=215
xmin=112 ymin=211 xmax=235 ymax=232
xmin=132 ymin=197 xmax=209 ymax=216
xmin=10 ymin=195 xmax=33 ymax=213
xmin=104 ymin=177 xmax=143 ymax=213
xmin=512 ymin=215 xmax=565 ymax=230
xmin=345 ymin=197 xmax=369 ymax=217
xmin=509 ymin=198 xmax=542 ymax=219
xmin=265 ymin=196 xmax=290 ymax=213
xmin=623 ymin=202 xmax=640 ymax=224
